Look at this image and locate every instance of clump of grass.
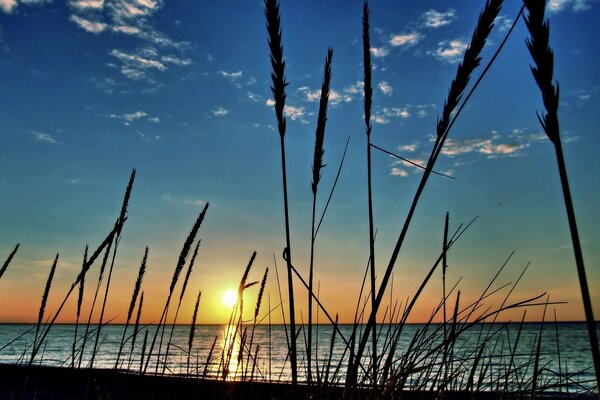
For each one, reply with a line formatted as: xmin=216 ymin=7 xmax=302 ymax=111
xmin=523 ymin=0 xmax=600 ymax=390
xmin=347 ymin=0 xmax=505 ymax=390
xmin=143 ymin=202 xmax=209 ymax=374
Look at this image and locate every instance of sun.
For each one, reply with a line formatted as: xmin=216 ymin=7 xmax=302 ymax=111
xmin=222 ymin=289 xmax=238 ymax=308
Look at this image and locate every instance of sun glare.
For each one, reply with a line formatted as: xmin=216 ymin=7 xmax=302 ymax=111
xmin=222 ymin=289 xmax=238 ymax=308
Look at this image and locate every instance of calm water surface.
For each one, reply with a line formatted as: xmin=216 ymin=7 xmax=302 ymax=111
xmin=0 ymin=322 xmax=596 ymax=392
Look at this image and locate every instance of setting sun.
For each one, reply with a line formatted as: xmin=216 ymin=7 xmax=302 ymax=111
xmin=222 ymin=289 xmax=238 ymax=308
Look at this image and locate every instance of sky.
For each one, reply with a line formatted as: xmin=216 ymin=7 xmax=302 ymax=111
xmin=0 ymin=0 xmax=598 ymax=325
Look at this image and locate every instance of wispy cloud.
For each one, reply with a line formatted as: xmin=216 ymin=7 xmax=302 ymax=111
xmin=370 ymin=46 xmax=389 ymax=58
xmin=110 ymin=110 xmax=159 ymax=125
xmin=65 ymin=0 xmax=191 ymax=88
xmin=1 ymin=0 xmax=50 ymax=13
xmin=373 ymin=106 xmax=410 ymax=124
xmin=69 ymin=0 xmax=103 ymax=11
xmin=217 ymin=70 xmax=243 ymax=80
xmin=110 ymin=48 xmax=166 ymax=81
xmin=440 ymin=130 xmax=548 ymax=158
xmin=390 ymin=168 xmax=408 ymax=177
xmin=389 ymin=32 xmax=424 ymax=47
xmin=211 ymin=106 xmax=228 ymax=117
xmin=343 ymin=81 xmax=364 ymax=95
xmin=398 ymin=143 xmax=419 ymax=152
xmin=32 ymin=131 xmax=57 ymax=144
xmin=162 ymin=194 xmax=205 ymax=207
xmin=283 ymin=105 xmax=306 ymax=122
xmin=420 ymin=9 xmax=457 ymax=28
xmin=378 ymin=81 xmax=392 ymax=96
xmin=429 ymin=39 xmax=468 ymax=63
xmin=0 ymin=0 xmax=17 ymax=13
xmin=297 ymin=86 xmax=352 ymax=105
xmin=70 ymin=14 xmax=107 ymax=33
xmin=494 ymin=15 xmax=513 ymax=32
xmin=161 ymin=54 xmax=191 ymax=66
xmin=548 ymin=0 xmax=597 ymax=13
xmin=264 ymin=100 xmax=307 ymax=123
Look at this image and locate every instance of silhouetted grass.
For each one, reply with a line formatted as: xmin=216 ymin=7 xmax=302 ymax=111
xmin=265 ymin=0 xmax=297 ymax=384
xmin=523 ymin=0 xmax=600 ymax=390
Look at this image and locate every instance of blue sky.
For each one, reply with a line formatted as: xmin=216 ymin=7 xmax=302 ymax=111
xmin=0 ymin=0 xmax=598 ymax=323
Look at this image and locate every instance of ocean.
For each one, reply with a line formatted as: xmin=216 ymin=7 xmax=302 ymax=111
xmin=0 ymin=322 xmax=596 ymax=392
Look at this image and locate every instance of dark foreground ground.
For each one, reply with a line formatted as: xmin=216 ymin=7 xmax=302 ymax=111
xmin=0 ymin=364 xmax=595 ymax=400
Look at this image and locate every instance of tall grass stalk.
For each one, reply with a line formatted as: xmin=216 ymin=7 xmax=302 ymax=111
xmin=307 ymin=47 xmax=332 ymax=384
xmin=347 ymin=0 xmax=504 ymax=389
xmin=31 ymin=253 xmax=58 ymax=363
xmin=115 ymin=246 xmax=147 ymax=368
xmin=143 ymin=202 xmax=209 ymax=374
xmin=265 ymin=0 xmax=297 ymax=383
xmin=523 ymin=0 xmax=600 ymax=390
xmin=90 ymin=169 xmax=136 ymax=368
xmin=188 ymin=289 xmax=201 ymax=375
xmin=79 ymin=237 xmax=113 ymax=367
xmin=71 ymin=245 xmax=88 ymax=367
xmin=163 ymin=239 xmax=201 ymax=373
xmin=128 ymin=291 xmax=144 ymax=369
xmin=245 ymin=267 xmax=268 ymax=380
xmin=361 ymin=2 xmax=378 ymax=385
xmin=0 ymin=243 xmax=19 ymax=281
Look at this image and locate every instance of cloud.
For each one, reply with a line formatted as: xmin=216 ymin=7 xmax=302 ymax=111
xmin=162 ymin=194 xmax=204 ymax=207
xmin=69 ymin=0 xmax=103 ymax=11
xmin=263 ymin=100 xmax=306 ymax=122
xmin=1 ymin=0 xmax=50 ymax=13
xmin=110 ymin=110 xmax=159 ymax=125
xmin=548 ymin=0 xmax=597 ymax=13
xmin=344 ymin=81 xmax=364 ymax=95
xmin=211 ymin=106 xmax=228 ymax=117
xmin=32 ymin=131 xmax=57 ymax=144
xmin=370 ymin=47 xmax=389 ymax=58
xmin=283 ymin=105 xmax=305 ymax=121
xmin=440 ymin=131 xmax=544 ymax=158
xmin=218 ymin=70 xmax=243 ymax=80
xmin=378 ymin=81 xmax=392 ymax=96
xmin=373 ymin=106 xmax=410 ymax=124
xmin=398 ymin=143 xmax=418 ymax=152
xmin=70 ymin=14 xmax=108 ymax=33
xmin=247 ymin=92 xmax=261 ymax=102
xmin=389 ymin=32 xmax=424 ymax=47
xmin=493 ymin=15 xmax=513 ymax=32
xmin=110 ymin=48 xmax=166 ymax=80
xmin=298 ymin=86 xmax=352 ymax=105
xmin=112 ymin=24 xmax=140 ymax=34
xmin=390 ymin=168 xmax=408 ymax=177
xmin=161 ymin=54 xmax=191 ymax=66
xmin=0 ymin=0 xmax=17 ymax=13
xmin=429 ymin=39 xmax=468 ymax=63
xmin=421 ymin=9 xmax=457 ymax=28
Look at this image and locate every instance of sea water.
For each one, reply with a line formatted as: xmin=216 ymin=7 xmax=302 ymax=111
xmin=0 ymin=322 xmax=596 ymax=392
